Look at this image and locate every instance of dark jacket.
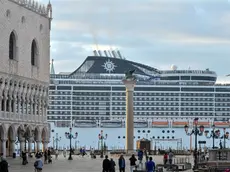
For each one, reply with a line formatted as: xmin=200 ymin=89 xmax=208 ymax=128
xmin=129 ymin=156 xmax=137 ymax=166
xmin=118 ymin=158 xmax=126 ymax=168
xmin=0 ymin=159 xmax=9 ymax=172
xmin=110 ymin=160 xmax=116 ymax=171
xmin=103 ymin=158 xmax=111 ymax=171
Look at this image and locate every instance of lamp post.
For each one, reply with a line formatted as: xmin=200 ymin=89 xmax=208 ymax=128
xmin=205 ymin=127 xmax=229 ymax=149
xmin=65 ymin=128 xmax=78 ymax=160
xmin=204 ymin=124 xmax=218 ymax=149
xmin=184 ymin=118 xmax=204 ymax=171
xmin=98 ymin=130 xmax=107 ymax=158
xmin=53 ymin=133 xmax=61 ymax=150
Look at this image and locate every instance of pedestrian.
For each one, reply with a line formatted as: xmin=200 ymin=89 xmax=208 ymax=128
xmin=163 ymin=153 xmax=168 ymax=165
xmin=21 ymin=151 xmax=28 ymax=165
xmin=118 ymin=155 xmax=126 ymax=172
xmin=102 ymin=155 xmax=111 ymax=172
xmin=144 ymin=148 xmax=148 ymax=162
xmin=146 ymin=157 xmax=155 ymax=172
xmin=168 ymin=151 xmax=174 ymax=165
xmin=55 ymin=149 xmax=59 ymax=160
xmin=44 ymin=150 xmax=48 ymax=164
xmin=0 ymin=155 xmax=9 ymax=172
xmin=63 ymin=148 xmax=67 ymax=158
xmin=129 ymin=154 xmax=137 ymax=172
xmin=34 ymin=155 xmax=43 ymax=172
xmin=137 ymin=149 xmax=143 ymax=165
xmin=110 ymin=158 xmax=116 ymax=172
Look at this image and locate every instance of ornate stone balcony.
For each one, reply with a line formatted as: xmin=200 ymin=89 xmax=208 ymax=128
xmin=0 ymin=111 xmax=47 ymax=123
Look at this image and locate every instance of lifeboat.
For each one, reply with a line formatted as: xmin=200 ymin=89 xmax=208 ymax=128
xmin=101 ymin=120 xmax=122 ymax=128
xmin=152 ymin=121 xmax=169 ymax=128
xmin=172 ymin=121 xmax=188 ymax=128
xmin=213 ymin=121 xmax=229 ymax=128
xmin=193 ymin=121 xmax=210 ymax=127
xmin=134 ymin=121 xmax=148 ymax=128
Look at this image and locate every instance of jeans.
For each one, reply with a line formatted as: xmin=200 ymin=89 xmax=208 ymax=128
xmin=119 ymin=167 xmax=125 ymax=172
xmin=130 ymin=165 xmax=135 ymax=172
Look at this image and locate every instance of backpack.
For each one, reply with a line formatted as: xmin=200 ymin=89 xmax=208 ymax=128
xmin=34 ymin=161 xmax=38 ymax=168
xmin=0 ymin=160 xmax=9 ymax=171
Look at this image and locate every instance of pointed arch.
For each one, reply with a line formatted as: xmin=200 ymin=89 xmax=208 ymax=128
xmin=7 ymin=124 xmax=16 ymax=141
xmin=31 ymin=39 xmax=39 ymax=66
xmin=0 ymin=123 xmax=7 ymax=139
xmin=9 ymin=31 xmax=17 ymax=60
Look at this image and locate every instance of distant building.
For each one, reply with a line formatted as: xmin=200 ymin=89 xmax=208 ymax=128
xmin=0 ymin=0 xmax=52 ymax=156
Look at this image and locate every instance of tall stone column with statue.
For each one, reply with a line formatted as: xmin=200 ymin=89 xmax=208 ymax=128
xmin=122 ymin=70 xmax=136 ymax=153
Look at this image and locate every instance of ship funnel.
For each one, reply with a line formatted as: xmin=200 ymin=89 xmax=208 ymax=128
xmin=93 ymin=50 xmax=98 ymax=56
xmin=98 ymin=50 xmax=102 ymax=56
xmin=117 ymin=50 xmax=122 ymax=59
xmin=104 ymin=50 xmax=108 ymax=57
xmin=108 ymin=51 xmax=112 ymax=57
xmin=111 ymin=50 xmax=117 ymax=58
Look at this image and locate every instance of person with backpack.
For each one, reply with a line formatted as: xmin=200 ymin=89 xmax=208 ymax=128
xmin=146 ymin=157 xmax=155 ymax=172
xmin=0 ymin=153 xmax=9 ymax=172
xmin=110 ymin=158 xmax=116 ymax=172
xmin=34 ymin=155 xmax=43 ymax=172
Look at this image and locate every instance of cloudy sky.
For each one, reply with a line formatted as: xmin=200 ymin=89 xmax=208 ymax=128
xmin=42 ymin=0 xmax=230 ymax=82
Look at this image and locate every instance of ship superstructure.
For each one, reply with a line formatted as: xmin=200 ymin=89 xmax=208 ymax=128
xmin=48 ymin=50 xmax=230 ymax=128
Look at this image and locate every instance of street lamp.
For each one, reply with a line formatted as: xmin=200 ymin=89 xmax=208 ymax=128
xmin=98 ymin=130 xmax=107 ymax=158
xmin=223 ymin=128 xmax=230 ymax=148
xmin=53 ymin=133 xmax=61 ymax=150
xmin=205 ymin=127 xmax=230 ymax=149
xmin=184 ymin=118 xmax=204 ymax=171
xmin=65 ymin=128 xmax=78 ymax=160
xmin=204 ymin=124 xmax=219 ymax=149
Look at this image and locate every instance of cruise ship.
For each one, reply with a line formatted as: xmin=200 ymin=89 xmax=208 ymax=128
xmin=48 ymin=50 xmax=230 ymax=150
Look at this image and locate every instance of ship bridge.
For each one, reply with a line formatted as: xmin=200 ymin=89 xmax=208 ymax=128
xmin=69 ymin=55 xmax=161 ymax=77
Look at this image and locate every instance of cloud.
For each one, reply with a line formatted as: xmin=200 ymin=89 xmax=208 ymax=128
xmin=47 ymin=0 xmax=230 ymax=82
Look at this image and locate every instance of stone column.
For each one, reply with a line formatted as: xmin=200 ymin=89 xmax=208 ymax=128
xmin=1 ymin=139 xmax=7 ymax=158
xmin=20 ymin=139 xmax=25 ymax=153
xmin=42 ymin=141 xmax=48 ymax=152
xmin=122 ymin=79 xmax=136 ymax=153
xmin=9 ymin=139 xmax=16 ymax=156
xmin=28 ymin=139 xmax=32 ymax=153
xmin=36 ymin=140 xmax=41 ymax=152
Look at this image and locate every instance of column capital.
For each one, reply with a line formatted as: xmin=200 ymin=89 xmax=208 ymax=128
xmin=19 ymin=138 xmax=25 ymax=142
xmin=1 ymin=138 xmax=7 ymax=142
xmin=122 ymin=79 xmax=136 ymax=91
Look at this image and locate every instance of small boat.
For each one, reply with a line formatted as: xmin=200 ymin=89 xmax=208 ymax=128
xmin=152 ymin=121 xmax=169 ymax=128
xmin=193 ymin=121 xmax=210 ymax=127
xmin=134 ymin=121 xmax=148 ymax=128
xmin=74 ymin=120 xmax=97 ymax=128
xmin=101 ymin=120 xmax=122 ymax=128
xmin=172 ymin=121 xmax=188 ymax=128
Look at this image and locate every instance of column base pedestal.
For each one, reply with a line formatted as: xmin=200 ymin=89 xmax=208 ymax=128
xmin=125 ymin=150 xmax=136 ymax=156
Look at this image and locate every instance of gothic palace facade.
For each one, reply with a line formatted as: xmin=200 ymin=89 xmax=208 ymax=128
xmin=0 ymin=0 xmax=52 ymax=156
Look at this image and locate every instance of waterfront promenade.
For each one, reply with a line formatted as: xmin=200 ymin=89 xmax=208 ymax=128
xmin=7 ymin=154 xmax=193 ymax=172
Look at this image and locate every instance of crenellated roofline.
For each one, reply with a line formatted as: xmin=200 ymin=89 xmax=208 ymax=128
xmin=8 ymin=0 xmax=52 ymax=19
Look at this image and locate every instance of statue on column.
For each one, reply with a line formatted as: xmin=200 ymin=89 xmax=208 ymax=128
xmin=125 ymin=70 xmax=136 ymax=80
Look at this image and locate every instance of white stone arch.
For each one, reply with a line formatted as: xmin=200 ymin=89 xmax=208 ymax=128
xmin=16 ymin=124 xmax=25 ymax=141
xmin=7 ymin=124 xmax=17 ymax=141
xmin=41 ymin=127 xmax=49 ymax=142
xmin=7 ymin=124 xmax=17 ymax=156
xmin=0 ymin=123 xmax=7 ymax=140
xmin=34 ymin=126 xmax=41 ymax=141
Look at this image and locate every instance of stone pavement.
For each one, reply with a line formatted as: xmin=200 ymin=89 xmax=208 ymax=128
xmin=7 ymin=154 xmax=193 ymax=172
